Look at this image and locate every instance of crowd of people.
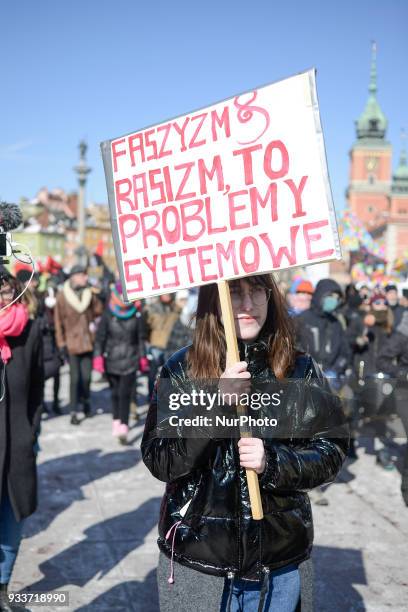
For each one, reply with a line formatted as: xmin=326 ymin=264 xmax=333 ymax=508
xmin=0 ymin=262 xmax=407 ymax=611
xmin=288 ymin=276 xmax=408 ymax=503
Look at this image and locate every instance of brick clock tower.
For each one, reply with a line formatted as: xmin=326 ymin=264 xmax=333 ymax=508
xmin=346 ymin=43 xmax=408 ymax=266
xmin=347 ymin=43 xmax=392 ymax=229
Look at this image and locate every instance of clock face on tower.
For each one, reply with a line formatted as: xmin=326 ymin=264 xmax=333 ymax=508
xmin=365 ymin=156 xmax=378 ymax=172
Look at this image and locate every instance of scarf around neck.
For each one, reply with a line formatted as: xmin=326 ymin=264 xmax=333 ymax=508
xmin=109 ymin=288 xmax=137 ymax=319
xmin=63 ymin=280 xmax=92 ymax=313
xmin=0 ymin=303 xmax=29 ymax=363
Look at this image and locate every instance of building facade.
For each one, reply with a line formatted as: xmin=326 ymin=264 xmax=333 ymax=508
xmin=347 ymin=44 xmax=408 ymax=266
xmin=18 ymin=188 xmax=117 ymax=272
xmin=11 ymin=230 xmax=66 ymax=263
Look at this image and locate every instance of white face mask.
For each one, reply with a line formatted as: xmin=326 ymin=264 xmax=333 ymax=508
xmin=45 ymin=295 xmax=56 ymax=309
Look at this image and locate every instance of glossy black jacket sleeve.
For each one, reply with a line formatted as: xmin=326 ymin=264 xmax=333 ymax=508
xmin=259 ymin=437 xmax=347 ymax=492
xmin=260 ymin=357 xmax=348 ymax=492
xmin=141 ymin=365 xmax=218 ymax=483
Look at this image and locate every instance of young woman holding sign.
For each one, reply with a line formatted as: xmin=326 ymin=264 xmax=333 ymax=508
xmin=142 ymin=274 xmax=347 ymax=612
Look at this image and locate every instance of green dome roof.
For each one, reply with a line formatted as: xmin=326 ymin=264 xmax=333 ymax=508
xmin=355 ymin=43 xmax=388 ymax=140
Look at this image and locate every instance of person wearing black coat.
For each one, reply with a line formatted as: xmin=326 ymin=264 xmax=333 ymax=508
xmin=93 ymin=282 xmax=146 ymax=444
xmin=290 ymin=278 xmax=350 ymax=504
xmin=384 ymin=284 xmax=406 ymax=329
xmin=0 ymin=274 xmax=44 ymax=606
xmin=345 ymin=292 xmax=394 ymax=464
xmin=377 ymin=310 xmax=408 ymax=506
xmin=295 ymin=278 xmax=350 ymax=382
xmin=39 ymin=284 xmax=63 ymax=415
xmin=142 ymin=275 xmax=348 ymax=612
xmin=347 ymin=292 xmax=393 ymax=379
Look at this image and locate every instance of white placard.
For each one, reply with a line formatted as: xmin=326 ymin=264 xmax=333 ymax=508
xmin=101 ymin=69 xmax=341 ymax=301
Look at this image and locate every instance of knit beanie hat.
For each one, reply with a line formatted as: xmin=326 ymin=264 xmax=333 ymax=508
xmin=296 ymin=280 xmax=314 ymax=295
xmin=370 ymin=292 xmax=386 ymax=305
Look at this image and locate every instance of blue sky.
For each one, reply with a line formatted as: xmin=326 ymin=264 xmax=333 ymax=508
xmin=1 ymin=0 xmax=407 ymax=214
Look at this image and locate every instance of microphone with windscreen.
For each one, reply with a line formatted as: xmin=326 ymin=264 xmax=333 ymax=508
xmin=0 ymin=202 xmax=23 ymax=231
xmin=0 ymin=201 xmax=23 ymax=260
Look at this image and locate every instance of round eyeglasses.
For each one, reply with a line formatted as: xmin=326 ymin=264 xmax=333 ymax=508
xmin=229 ymin=286 xmax=271 ymax=307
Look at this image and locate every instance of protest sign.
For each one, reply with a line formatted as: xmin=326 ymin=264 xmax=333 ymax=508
xmin=101 ymin=68 xmax=340 ymax=302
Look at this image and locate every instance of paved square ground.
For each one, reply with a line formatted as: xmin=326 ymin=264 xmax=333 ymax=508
xmin=9 ymin=368 xmax=408 ymax=611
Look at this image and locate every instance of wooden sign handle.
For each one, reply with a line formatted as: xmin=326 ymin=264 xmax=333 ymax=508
xmin=217 ymin=280 xmax=264 ymax=521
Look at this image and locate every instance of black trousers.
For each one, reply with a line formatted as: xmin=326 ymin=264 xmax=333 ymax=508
xmin=53 ymin=370 xmax=60 ymax=403
xmin=107 ymin=372 xmax=136 ymax=425
xmin=69 ymin=352 xmax=93 ymax=414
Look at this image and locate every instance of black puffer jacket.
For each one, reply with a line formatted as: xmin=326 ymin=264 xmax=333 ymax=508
xmin=295 ymin=279 xmax=350 ymax=374
xmin=94 ymin=308 xmax=146 ymax=375
xmin=141 ymin=342 xmax=348 ymax=581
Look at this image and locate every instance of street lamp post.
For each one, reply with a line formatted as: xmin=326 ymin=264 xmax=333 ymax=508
xmin=73 ymin=140 xmax=92 ymax=265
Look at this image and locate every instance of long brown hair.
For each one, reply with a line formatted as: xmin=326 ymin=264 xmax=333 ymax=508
xmin=187 ymin=274 xmax=296 ymax=380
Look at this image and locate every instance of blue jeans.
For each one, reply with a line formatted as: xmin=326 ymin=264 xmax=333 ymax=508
xmin=220 ymin=565 xmax=300 ymax=612
xmin=0 ymin=491 xmax=24 ymax=584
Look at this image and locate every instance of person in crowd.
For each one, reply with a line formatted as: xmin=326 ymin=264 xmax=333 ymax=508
xmin=384 ymin=284 xmax=405 ymax=329
xmin=295 ymin=279 xmax=350 ymax=384
xmin=377 ymin=310 xmax=408 ymax=505
xmin=54 ymin=265 xmax=103 ymax=425
xmin=40 ymin=282 xmax=63 ymax=416
xmin=338 ymin=286 xmax=365 ymax=459
xmin=144 ymin=293 xmax=181 ymax=398
xmin=0 ymin=272 xmax=44 ymax=607
xmin=295 ymin=279 xmax=350 ymax=504
xmin=342 ymin=284 xmax=362 ymax=325
xmin=93 ymin=282 xmax=146 ymax=444
xmin=142 ymin=274 xmax=347 ymax=612
xmin=348 ymin=292 xmax=394 ymax=468
xmin=348 ymin=291 xmax=393 ymax=380
xmin=163 ymin=290 xmax=196 ymax=361
xmin=355 ymin=282 xmax=372 ymax=312
xmin=286 ymin=278 xmax=302 ymax=315
xmin=400 ymin=288 xmax=408 ymax=309
xmin=15 ymin=268 xmax=38 ymax=292
xmin=286 ymin=280 xmax=314 ymax=317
